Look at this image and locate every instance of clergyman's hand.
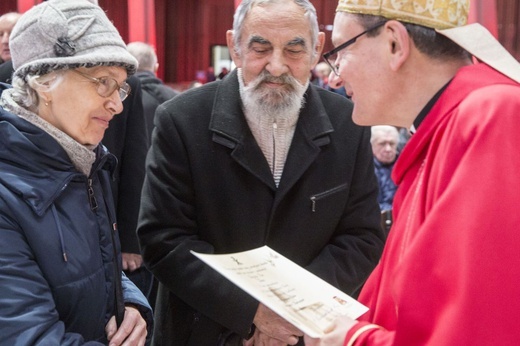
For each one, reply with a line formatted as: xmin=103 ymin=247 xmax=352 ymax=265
xmin=304 ymin=315 xmax=358 ymax=346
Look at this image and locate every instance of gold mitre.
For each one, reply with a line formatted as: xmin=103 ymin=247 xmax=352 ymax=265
xmin=336 ymin=0 xmax=470 ymax=30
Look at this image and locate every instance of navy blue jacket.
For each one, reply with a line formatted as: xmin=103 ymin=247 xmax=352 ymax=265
xmin=0 ymin=94 xmax=152 ymax=344
xmin=373 ymin=158 xmax=397 ymax=211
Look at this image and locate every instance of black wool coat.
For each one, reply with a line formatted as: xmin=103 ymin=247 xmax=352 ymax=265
xmin=134 ymin=71 xmax=179 ymax=146
xmin=138 ymin=69 xmax=385 ymax=345
xmin=103 ymin=75 xmax=148 ymax=254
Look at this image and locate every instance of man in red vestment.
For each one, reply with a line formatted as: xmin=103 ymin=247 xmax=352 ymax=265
xmin=305 ymin=0 xmax=520 ymax=345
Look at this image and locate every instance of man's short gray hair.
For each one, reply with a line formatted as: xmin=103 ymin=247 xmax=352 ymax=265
xmin=127 ymin=42 xmax=158 ymax=73
xmin=232 ymin=0 xmax=320 ymax=59
xmin=370 ymin=125 xmax=399 ymax=144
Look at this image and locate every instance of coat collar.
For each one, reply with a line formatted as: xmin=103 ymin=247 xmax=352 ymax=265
xmin=0 ymin=107 xmax=115 ymax=216
xmin=209 ymin=69 xmax=334 ymax=191
xmin=393 ymin=63 xmax=518 ymax=186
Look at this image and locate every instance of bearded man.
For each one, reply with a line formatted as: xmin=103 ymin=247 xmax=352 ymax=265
xmin=137 ymin=1 xmax=385 ymax=345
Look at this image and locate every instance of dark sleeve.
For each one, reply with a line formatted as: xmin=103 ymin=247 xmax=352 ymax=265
xmin=137 ymin=100 xmax=258 ymax=338
xmin=0 ymin=60 xmax=14 ymax=84
xmin=103 ymin=76 xmax=147 ymax=254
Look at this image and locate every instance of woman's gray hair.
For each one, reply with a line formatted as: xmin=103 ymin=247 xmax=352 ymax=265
xmin=10 ymin=71 xmax=65 ymax=109
xmin=232 ymin=0 xmax=320 ymax=59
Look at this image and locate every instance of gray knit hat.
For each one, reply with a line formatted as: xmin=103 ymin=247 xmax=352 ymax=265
xmin=9 ymin=0 xmax=137 ymax=82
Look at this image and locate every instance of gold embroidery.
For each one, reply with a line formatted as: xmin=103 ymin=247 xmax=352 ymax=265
xmin=336 ymin=0 xmax=469 ymax=30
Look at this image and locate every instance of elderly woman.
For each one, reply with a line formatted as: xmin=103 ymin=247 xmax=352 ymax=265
xmin=0 ymin=0 xmax=151 ymax=344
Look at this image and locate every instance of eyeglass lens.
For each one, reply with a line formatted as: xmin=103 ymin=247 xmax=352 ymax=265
xmin=323 ymin=21 xmax=386 ymax=76
xmin=97 ymin=78 xmax=131 ymax=101
xmin=71 ymin=69 xmax=130 ymax=101
xmin=325 ymin=52 xmax=339 ymax=75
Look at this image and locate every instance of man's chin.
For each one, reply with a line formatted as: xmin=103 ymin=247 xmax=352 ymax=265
xmin=352 ymin=109 xmax=385 ymax=127
xmin=352 ymin=111 xmax=370 ymax=126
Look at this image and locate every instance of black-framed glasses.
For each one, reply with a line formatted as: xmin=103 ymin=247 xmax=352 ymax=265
xmin=71 ymin=69 xmax=131 ymax=102
xmin=323 ymin=21 xmax=386 ymax=76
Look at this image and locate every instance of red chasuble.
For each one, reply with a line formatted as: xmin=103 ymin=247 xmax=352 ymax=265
xmin=347 ymin=63 xmax=520 ymax=345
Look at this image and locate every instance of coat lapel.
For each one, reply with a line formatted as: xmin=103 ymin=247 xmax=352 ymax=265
xmin=209 ymin=70 xmax=276 ymax=189
xmin=276 ymin=86 xmax=333 ymax=196
xmin=209 ymin=70 xmax=334 ymax=192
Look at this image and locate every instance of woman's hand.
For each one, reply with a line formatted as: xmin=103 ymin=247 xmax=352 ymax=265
xmin=106 ymin=305 xmax=147 ymax=346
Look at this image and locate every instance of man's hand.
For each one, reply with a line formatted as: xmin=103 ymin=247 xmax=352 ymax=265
xmin=106 ymin=305 xmax=148 ymax=346
xmin=244 ymin=303 xmax=303 ymax=345
xmin=122 ymin=253 xmax=143 ymax=272
xmin=304 ymin=315 xmax=358 ymax=346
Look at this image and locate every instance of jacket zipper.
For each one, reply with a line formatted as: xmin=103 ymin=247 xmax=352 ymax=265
xmin=273 ymin=121 xmax=277 ymax=176
xmin=87 ymin=178 xmax=98 ymax=211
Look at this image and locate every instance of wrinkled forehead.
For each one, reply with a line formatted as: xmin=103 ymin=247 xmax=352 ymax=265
xmin=241 ymin=1 xmax=312 ymax=45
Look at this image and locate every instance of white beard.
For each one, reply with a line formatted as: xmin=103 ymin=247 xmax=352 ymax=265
xmin=238 ymin=68 xmax=308 ymax=120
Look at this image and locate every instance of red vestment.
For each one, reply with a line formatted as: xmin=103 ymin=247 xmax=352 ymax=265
xmin=347 ymin=63 xmax=520 ymax=345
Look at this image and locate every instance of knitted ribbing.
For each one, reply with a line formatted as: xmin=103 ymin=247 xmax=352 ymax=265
xmin=0 ymin=88 xmax=96 ymax=176
xmin=238 ymin=69 xmax=299 ymax=187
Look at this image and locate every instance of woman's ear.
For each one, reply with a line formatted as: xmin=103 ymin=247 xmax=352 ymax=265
xmin=383 ymin=20 xmax=411 ymax=71
xmin=33 ymin=85 xmax=52 ymax=106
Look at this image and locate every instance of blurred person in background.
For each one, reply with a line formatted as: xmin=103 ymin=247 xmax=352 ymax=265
xmin=370 ymin=125 xmax=399 ymax=212
xmin=127 ymin=41 xmax=179 ymax=145
xmin=0 ymin=12 xmax=21 ymax=83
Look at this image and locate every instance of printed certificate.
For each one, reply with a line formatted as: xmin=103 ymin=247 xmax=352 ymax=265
xmin=191 ymin=246 xmax=368 ymax=338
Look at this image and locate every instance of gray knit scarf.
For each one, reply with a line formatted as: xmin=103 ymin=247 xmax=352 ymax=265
xmin=0 ymin=88 xmax=96 ymax=176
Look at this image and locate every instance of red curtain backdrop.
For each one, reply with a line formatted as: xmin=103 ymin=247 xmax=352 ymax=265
xmin=17 ymin=0 xmax=40 ymax=13
xmin=2 ymin=0 xmax=518 ymax=84
xmin=496 ymin=0 xmax=520 ymax=60
xmin=469 ymin=0 xmax=498 ymax=37
xmin=128 ymin=0 xmax=157 ymax=47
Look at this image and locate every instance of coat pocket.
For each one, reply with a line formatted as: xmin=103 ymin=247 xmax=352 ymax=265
xmin=310 ymin=183 xmax=348 ymax=212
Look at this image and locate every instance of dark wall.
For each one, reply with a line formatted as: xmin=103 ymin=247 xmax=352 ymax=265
xmin=497 ymin=0 xmax=520 ymax=60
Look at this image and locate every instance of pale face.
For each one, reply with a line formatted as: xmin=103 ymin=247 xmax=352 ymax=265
xmin=372 ymin=132 xmax=398 ymax=164
xmin=228 ymin=1 xmax=324 ymax=92
xmin=0 ymin=14 xmax=19 ymax=61
xmin=38 ymin=66 xmax=127 ymax=146
xmin=330 ymin=13 xmax=391 ymax=125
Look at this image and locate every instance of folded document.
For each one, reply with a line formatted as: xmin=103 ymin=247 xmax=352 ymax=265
xmin=191 ymin=246 xmax=368 ymax=338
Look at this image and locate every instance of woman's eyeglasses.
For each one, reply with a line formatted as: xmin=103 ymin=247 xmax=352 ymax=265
xmin=71 ymin=69 xmax=131 ymax=102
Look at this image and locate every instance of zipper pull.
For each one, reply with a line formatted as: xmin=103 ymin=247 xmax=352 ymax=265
xmin=87 ymin=178 xmax=98 ymax=210
xmin=311 ymin=196 xmax=316 ymax=212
